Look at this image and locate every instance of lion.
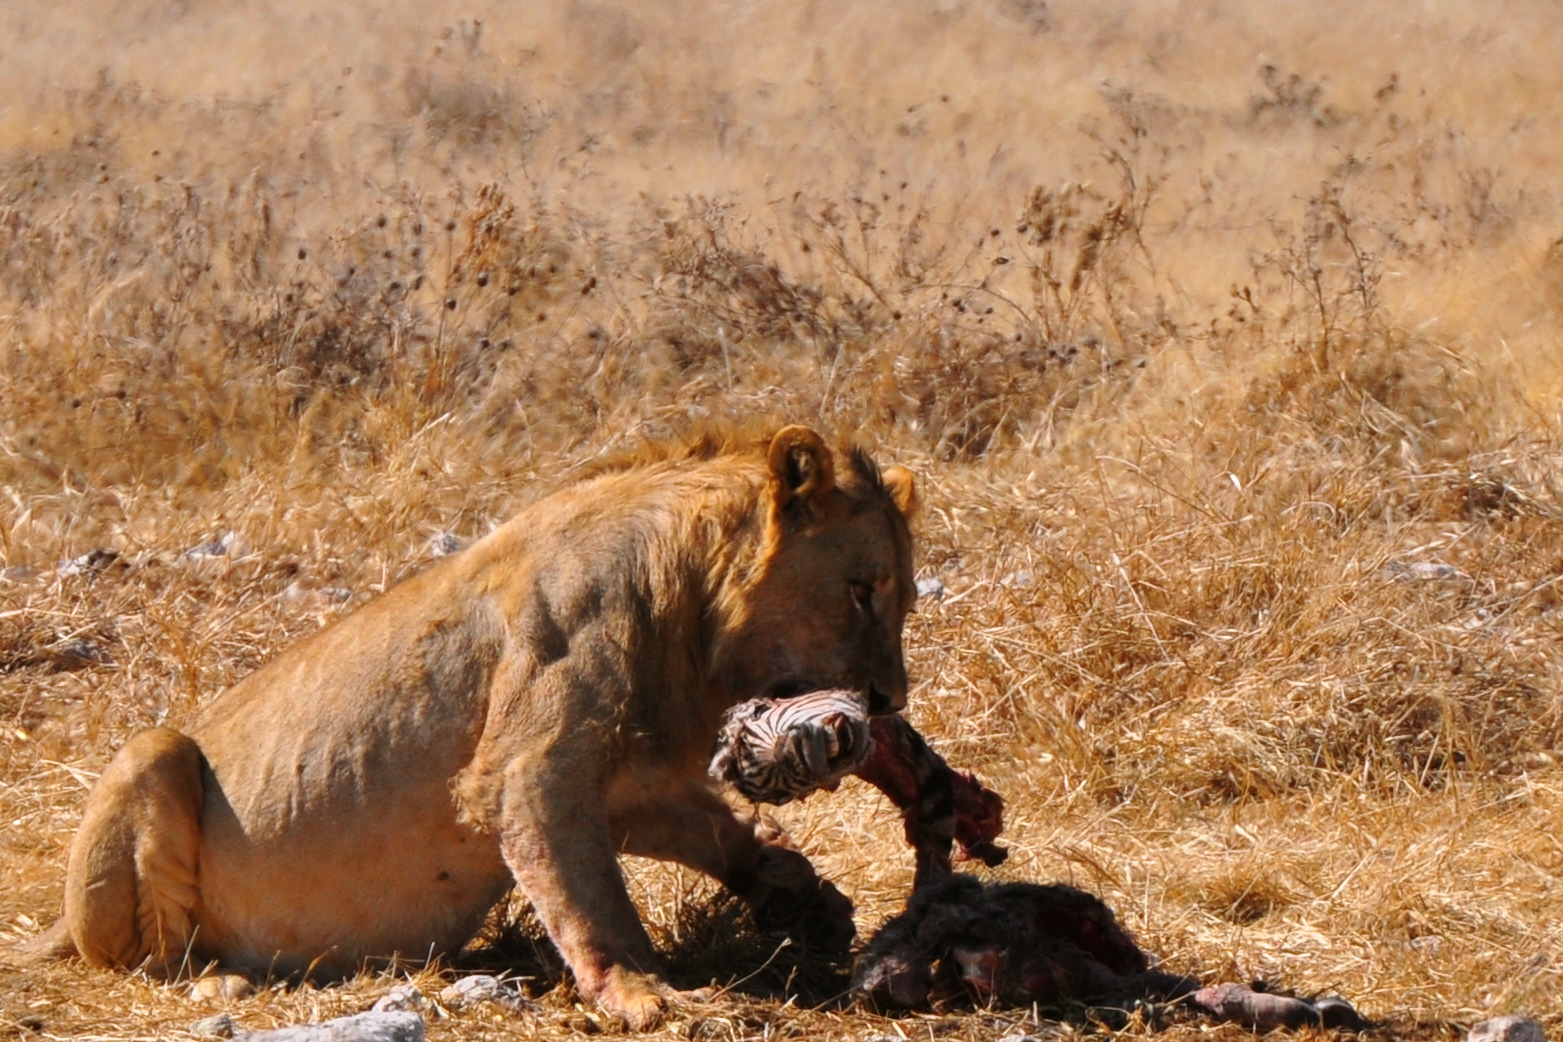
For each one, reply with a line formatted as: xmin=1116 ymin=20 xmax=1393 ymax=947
xmin=15 ymin=425 xmax=919 ymax=1029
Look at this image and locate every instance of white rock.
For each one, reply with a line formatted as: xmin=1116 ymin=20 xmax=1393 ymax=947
xmin=914 ymin=576 xmax=945 ymax=601
xmin=427 ymin=532 xmax=465 ymax=558
xmin=55 ymin=549 xmax=119 ymax=576
xmin=184 ymin=532 xmax=239 ymax=560
xmin=236 ymin=1011 xmax=424 ymax=1042
xmin=1384 ymin=560 xmax=1462 ymax=581
xmin=371 ymin=985 xmax=426 ymax=1012
xmin=438 ymin=974 xmax=528 ymax=1011
xmin=283 ymin=583 xmax=354 ymax=606
xmin=47 ymin=636 xmax=113 ymax=669
xmin=1467 ymin=1016 xmax=1547 ymax=1042
xmin=192 ymin=1012 xmax=237 ymax=1038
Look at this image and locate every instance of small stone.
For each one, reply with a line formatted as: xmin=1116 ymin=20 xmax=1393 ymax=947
xmin=1467 ymin=1016 xmax=1547 ymax=1042
xmin=437 ymin=974 xmax=527 ymax=1011
xmin=55 ymin=549 xmax=119 ymax=576
xmin=1384 ymin=560 xmax=1462 ymax=581
xmin=48 ymin=637 xmax=113 ymax=670
xmin=234 ymin=1011 xmax=424 ymax=1042
xmin=184 ymin=532 xmax=238 ymax=560
xmin=427 ymin=532 xmax=464 ymax=558
xmin=193 ymin=1012 xmax=238 ymax=1038
xmin=1452 ymin=609 xmax=1494 ymax=631
xmin=372 ymin=984 xmax=426 ymax=1012
xmin=283 ymin=583 xmax=357 ymax=608
xmin=914 ymin=576 xmax=945 ymax=601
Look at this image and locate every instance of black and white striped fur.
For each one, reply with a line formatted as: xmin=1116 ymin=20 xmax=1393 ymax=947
xmin=708 ymin=689 xmax=874 ymax=805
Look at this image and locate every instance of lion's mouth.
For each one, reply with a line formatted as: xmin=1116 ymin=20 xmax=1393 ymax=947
xmin=763 ymin=678 xmax=898 ymax=716
xmin=865 ymin=684 xmax=898 ymax=716
xmin=764 ymin=678 xmax=815 ymax=700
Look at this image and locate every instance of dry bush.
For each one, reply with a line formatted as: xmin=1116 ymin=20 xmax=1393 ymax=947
xmin=3 ymin=0 xmax=1563 ymax=1039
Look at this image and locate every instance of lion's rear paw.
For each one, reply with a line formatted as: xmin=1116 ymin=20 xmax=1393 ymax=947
xmin=190 ymin=973 xmax=255 ymax=1003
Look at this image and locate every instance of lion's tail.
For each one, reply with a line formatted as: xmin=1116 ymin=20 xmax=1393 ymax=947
xmin=3 ymin=918 xmax=78 ymax=967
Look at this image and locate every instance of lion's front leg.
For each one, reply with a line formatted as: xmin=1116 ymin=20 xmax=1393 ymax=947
xmin=497 ymin=762 xmax=669 ymax=1030
xmin=613 ymin=781 xmax=856 ymax=952
xmin=732 ymin=825 xmax=856 ymax=952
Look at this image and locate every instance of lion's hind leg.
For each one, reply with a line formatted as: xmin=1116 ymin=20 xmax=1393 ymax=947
xmin=65 ymin=726 xmax=205 ymax=978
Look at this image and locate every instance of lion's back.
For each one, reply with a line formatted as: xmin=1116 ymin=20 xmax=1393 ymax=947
xmin=183 ymin=553 xmax=517 ymax=969
xmin=191 ymin=554 xmax=507 ymax=832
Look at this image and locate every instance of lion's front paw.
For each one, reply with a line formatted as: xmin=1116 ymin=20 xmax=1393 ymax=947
xmin=747 ymin=845 xmax=857 ymax=951
xmin=791 ymin=876 xmax=857 ymax=952
xmin=751 ymin=879 xmax=856 ymax=952
xmin=594 ymin=969 xmax=667 ymax=1031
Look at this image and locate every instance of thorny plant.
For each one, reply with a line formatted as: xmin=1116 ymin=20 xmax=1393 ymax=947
xmin=1259 ymin=177 xmax=1388 ymax=371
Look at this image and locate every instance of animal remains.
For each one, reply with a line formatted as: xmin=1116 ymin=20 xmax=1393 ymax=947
xmin=716 ymin=692 xmax=1368 ymax=1030
xmin=709 ymin=687 xmax=1008 ymax=887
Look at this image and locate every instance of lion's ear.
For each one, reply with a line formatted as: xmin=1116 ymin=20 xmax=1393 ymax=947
xmin=768 ymin=425 xmax=836 ymax=514
xmin=881 ymin=465 xmax=918 ymax=518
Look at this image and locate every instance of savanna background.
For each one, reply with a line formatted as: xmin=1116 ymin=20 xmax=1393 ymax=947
xmin=3 ymin=0 xmax=1563 ymax=1038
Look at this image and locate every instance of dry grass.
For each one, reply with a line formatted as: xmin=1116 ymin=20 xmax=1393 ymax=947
xmin=3 ymin=0 xmax=1563 ymax=1038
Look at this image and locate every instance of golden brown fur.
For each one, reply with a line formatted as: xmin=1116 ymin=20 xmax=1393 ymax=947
xmin=25 ymin=425 xmax=919 ymax=1029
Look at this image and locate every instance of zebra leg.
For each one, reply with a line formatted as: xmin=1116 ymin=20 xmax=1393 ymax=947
xmin=611 ymin=780 xmax=855 ymax=951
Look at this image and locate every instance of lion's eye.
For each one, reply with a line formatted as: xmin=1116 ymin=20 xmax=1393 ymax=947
xmin=850 ymin=581 xmax=875 ymax=614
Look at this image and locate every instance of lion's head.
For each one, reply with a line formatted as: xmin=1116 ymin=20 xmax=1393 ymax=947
xmin=717 ymin=426 xmax=919 ymax=716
